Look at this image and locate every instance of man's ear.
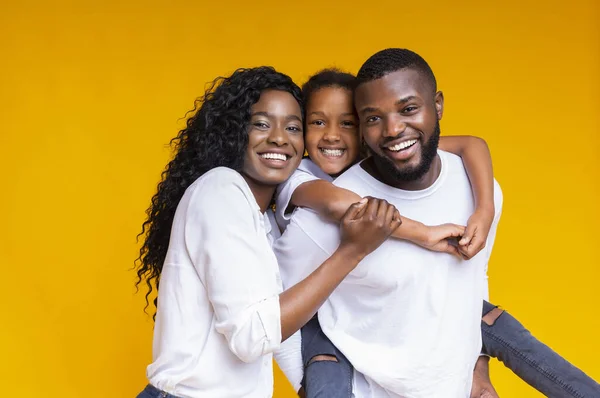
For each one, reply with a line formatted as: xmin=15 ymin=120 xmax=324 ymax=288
xmin=435 ymin=91 xmax=444 ymax=120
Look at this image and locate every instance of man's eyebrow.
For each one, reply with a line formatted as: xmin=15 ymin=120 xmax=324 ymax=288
xmin=359 ymin=106 xmax=378 ymax=116
xmin=396 ymin=96 xmax=417 ymax=104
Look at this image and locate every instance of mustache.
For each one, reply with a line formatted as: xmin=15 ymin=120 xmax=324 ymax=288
xmin=380 ymin=133 xmax=421 ymax=146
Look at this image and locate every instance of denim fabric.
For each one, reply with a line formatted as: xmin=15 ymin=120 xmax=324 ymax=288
xmin=301 ymin=315 xmax=353 ymax=398
xmin=302 ymin=301 xmax=600 ymax=398
xmin=136 ymin=384 xmax=180 ymax=398
xmin=481 ymin=301 xmax=600 ymax=398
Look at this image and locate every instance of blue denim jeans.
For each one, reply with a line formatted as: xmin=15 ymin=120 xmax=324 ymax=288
xmin=136 ymin=384 xmax=181 ymax=398
xmin=481 ymin=301 xmax=600 ymax=397
xmin=302 ymin=301 xmax=600 ymax=398
xmin=301 ymin=315 xmax=353 ymax=398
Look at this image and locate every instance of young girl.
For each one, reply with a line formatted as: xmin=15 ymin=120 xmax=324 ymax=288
xmin=276 ymin=69 xmax=600 ymax=398
xmin=134 ymin=67 xmax=401 ymax=398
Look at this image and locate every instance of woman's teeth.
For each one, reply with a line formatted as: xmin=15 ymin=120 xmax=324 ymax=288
xmin=388 ymin=139 xmax=417 ymax=152
xmin=320 ymin=148 xmax=345 ymax=157
xmin=260 ymin=153 xmax=287 ymax=161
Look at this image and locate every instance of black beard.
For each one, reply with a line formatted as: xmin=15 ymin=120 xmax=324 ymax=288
xmin=370 ymin=121 xmax=441 ymax=183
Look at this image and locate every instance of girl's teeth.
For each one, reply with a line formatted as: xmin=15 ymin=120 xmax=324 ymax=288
xmin=389 ymin=139 xmax=417 ymax=152
xmin=321 ymin=148 xmax=345 ymax=157
xmin=260 ymin=153 xmax=287 ymax=161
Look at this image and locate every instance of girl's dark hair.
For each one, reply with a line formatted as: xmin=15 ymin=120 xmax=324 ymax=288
xmin=135 ymin=66 xmax=302 ymax=313
xmin=301 ymin=68 xmax=357 ymax=107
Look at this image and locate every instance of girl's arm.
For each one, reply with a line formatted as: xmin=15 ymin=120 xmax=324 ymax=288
xmin=439 ymin=135 xmax=495 ymax=258
xmin=439 ymin=135 xmax=494 ymax=213
xmin=291 ymin=180 xmax=464 ymax=257
xmin=290 ymin=135 xmax=495 ymax=258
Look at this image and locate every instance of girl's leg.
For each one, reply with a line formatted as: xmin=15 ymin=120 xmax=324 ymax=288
xmin=482 ymin=301 xmax=600 ymax=398
xmin=301 ymin=315 xmax=353 ymax=398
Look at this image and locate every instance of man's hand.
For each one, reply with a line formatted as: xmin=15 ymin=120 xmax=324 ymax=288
xmin=470 ymin=356 xmax=499 ymax=398
xmin=459 ymin=207 xmax=494 ymax=259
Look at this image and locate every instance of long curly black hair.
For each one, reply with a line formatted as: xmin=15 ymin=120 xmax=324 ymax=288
xmin=135 ymin=66 xmax=303 ymax=313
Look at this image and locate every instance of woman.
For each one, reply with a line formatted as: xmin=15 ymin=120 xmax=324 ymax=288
xmin=134 ymin=66 xmax=401 ymax=398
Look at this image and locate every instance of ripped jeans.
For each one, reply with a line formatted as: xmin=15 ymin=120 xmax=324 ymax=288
xmin=301 ymin=301 xmax=600 ymax=398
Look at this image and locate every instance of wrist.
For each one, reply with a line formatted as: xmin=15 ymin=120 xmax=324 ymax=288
xmin=474 ymin=355 xmax=491 ymax=377
xmin=336 ymin=242 xmax=368 ymax=264
xmin=416 ymin=222 xmax=432 ymax=246
xmin=476 ymin=200 xmax=495 ymax=215
xmin=397 ymin=218 xmax=428 ymax=246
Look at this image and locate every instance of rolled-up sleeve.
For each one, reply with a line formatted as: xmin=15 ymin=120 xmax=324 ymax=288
xmin=184 ymin=170 xmax=282 ymax=363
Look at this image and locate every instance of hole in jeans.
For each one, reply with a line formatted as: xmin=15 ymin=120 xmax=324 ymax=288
xmin=308 ymin=354 xmax=338 ymax=365
xmin=482 ymin=306 xmax=505 ymax=326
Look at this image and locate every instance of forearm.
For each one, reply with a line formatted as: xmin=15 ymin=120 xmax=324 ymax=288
xmin=464 ymin=139 xmax=494 ymax=211
xmin=474 ymin=355 xmax=491 ymax=379
xmin=390 ymin=216 xmax=427 ymax=245
xmin=439 ymin=136 xmax=494 ymax=210
xmin=293 ymin=181 xmax=429 ymax=246
xmin=279 ymin=244 xmax=364 ymax=341
xmin=291 ymin=180 xmax=362 ymax=222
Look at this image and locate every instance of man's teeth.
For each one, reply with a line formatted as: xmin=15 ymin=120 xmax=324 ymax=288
xmin=320 ymin=148 xmax=345 ymax=157
xmin=388 ymin=139 xmax=417 ymax=152
xmin=260 ymin=153 xmax=287 ymax=161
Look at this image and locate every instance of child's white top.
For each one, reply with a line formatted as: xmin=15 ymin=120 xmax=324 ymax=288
xmin=275 ymin=158 xmax=332 ymax=231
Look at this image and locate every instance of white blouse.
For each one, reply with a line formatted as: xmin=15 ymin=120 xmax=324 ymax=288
xmin=146 ymin=167 xmax=284 ymax=398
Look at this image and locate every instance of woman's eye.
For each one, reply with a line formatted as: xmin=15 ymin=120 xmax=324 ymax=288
xmin=366 ymin=116 xmax=380 ymax=123
xmin=403 ymin=106 xmax=418 ymax=113
xmin=287 ymin=126 xmax=302 ymax=132
xmin=253 ymin=122 xmax=269 ymax=129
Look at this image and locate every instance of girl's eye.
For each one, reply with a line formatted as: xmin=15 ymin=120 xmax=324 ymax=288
xmin=341 ymin=120 xmax=356 ymax=128
xmin=366 ymin=116 xmax=380 ymax=123
xmin=310 ymin=120 xmax=325 ymax=126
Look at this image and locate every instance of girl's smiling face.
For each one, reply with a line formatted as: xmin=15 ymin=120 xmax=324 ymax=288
xmin=304 ymin=87 xmax=360 ymax=176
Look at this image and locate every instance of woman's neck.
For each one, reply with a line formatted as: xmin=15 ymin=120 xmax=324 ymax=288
xmin=242 ymin=175 xmax=276 ymax=213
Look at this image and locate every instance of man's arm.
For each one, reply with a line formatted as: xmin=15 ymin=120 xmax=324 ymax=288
xmin=471 ymin=356 xmax=499 ymax=398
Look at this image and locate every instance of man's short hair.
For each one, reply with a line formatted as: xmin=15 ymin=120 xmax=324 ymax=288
xmin=356 ymin=48 xmax=437 ymax=93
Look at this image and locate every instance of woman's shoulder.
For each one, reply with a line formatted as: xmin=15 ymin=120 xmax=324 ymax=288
xmin=191 ymin=167 xmax=245 ymax=188
xmin=186 ymin=167 xmax=255 ymax=206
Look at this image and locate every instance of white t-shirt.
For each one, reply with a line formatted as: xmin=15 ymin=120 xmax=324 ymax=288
xmin=275 ymin=158 xmax=331 ymax=231
xmin=273 ymin=151 xmax=503 ymax=397
xmin=147 ymin=167 xmax=285 ymax=398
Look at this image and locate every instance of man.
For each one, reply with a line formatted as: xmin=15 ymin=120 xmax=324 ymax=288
xmin=275 ymin=48 xmax=500 ymax=397
xmin=274 ymin=49 xmax=600 ymax=397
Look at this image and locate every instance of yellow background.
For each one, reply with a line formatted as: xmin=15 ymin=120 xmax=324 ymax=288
xmin=2 ymin=0 xmax=598 ymax=396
